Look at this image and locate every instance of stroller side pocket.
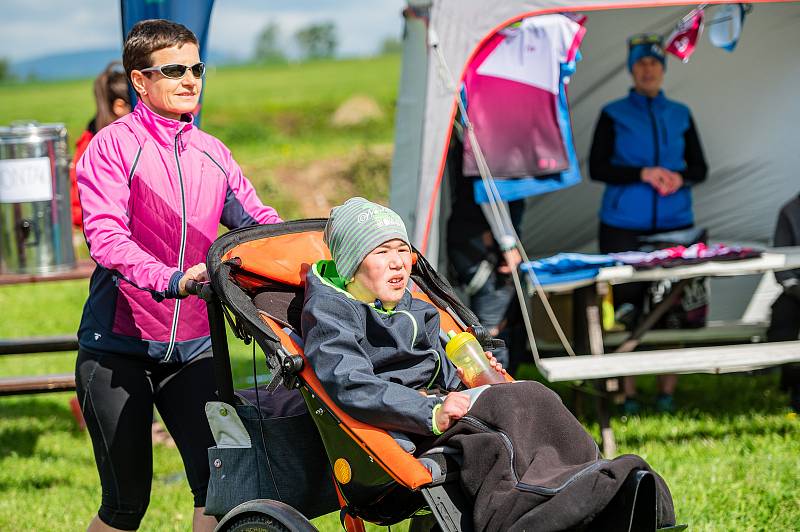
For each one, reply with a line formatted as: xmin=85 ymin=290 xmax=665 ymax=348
xmin=237 ymin=402 xmax=339 ymax=520
xmin=206 ymin=445 xmax=260 ymax=517
xmin=204 ymin=389 xmax=339 ymax=520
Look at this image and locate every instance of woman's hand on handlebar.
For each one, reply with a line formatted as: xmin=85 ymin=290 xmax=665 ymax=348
xmin=178 ymin=263 xmax=209 ymax=297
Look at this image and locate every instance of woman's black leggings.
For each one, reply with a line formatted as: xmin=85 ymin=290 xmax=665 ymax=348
xmin=598 ymin=222 xmax=693 ymax=317
xmin=75 ymin=348 xmax=217 ymax=530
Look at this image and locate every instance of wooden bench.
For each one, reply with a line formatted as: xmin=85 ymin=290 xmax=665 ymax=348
xmin=0 ymin=373 xmax=76 ymax=396
xmin=0 ymin=335 xmax=79 ymax=395
xmin=537 ymin=340 xmax=800 ymax=383
xmin=536 ymin=323 xmax=769 ymax=354
xmin=0 ymin=261 xmax=92 ymax=397
xmin=0 ymin=335 xmax=79 ymax=356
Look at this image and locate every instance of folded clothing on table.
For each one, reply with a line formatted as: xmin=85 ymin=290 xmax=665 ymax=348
xmin=610 ymin=243 xmax=761 ymax=269
xmin=520 ymin=253 xmax=618 ymax=285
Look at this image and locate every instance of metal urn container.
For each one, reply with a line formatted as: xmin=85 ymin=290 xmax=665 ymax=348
xmin=0 ymin=122 xmax=76 ymax=274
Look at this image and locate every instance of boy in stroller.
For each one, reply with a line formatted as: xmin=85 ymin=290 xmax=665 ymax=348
xmin=302 ymin=197 xmax=505 ymax=438
xmin=301 ymin=198 xmax=677 ymax=530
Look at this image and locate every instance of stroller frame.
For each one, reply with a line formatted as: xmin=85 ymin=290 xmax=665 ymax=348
xmin=199 ymin=220 xmax=675 ymax=532
xmin=201 ymin=220 xmax=477 ymax=531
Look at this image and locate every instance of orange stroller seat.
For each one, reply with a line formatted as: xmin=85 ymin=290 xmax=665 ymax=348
xmin=203 ymin=219 xmax=492 ymax=531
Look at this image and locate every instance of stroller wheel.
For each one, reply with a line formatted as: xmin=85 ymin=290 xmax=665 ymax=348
xmin=219 ymin=513 xmax=289 ymax=532
xmin=215 ymin=499 xmax=315 ymax=532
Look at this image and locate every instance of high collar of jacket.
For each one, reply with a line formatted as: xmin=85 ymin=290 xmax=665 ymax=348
xmin=627 ymin=88 xmax=666 ymax=109
xmin=132 ymin=101 xmax=195 ymax=149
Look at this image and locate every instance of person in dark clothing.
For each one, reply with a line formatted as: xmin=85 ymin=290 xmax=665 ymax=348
xmin=302 ymin=198 xmax=676 ymax=530
xmin=446 ymin=130 xmax=525 ymax=374
xmin=767 ymin=196 xmax=800 ymax=411
xmin=589 ymin=33 xmax=708 ymax=414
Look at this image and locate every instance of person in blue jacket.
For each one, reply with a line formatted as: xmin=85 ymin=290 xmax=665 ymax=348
xmin=589 ymin=33 xmax=708 ymax=414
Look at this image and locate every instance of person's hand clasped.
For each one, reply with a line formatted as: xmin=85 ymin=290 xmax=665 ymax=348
xmin=435 ymin=391 xmax=471 ymax=433
xmin=178 ymin=263 xmax=209 ymax=297
xmin=641 ymin=167 xmax=683 ymax=196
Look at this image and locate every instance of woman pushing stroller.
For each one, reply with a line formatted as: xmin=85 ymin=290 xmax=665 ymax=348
xmin=302 ymin=197 xmax=677 ymax=530
xmin=74 ymin=19 xmax=282 ymax=531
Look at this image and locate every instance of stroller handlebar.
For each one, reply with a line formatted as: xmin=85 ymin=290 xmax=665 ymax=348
xmin=185 ymin=279 xmax=212 ymax=299
xmin=185 ymin=279 xmax=200 ymax=295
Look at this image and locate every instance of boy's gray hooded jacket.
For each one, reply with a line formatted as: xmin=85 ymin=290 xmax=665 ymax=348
xmin=301 ymin=260 xmax=461 ymax=435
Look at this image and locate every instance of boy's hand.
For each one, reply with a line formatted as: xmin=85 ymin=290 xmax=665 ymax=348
xmin=485 ymin=351 xmax=507 ymax=375
xmin=435 ymin=392 xmax=471 ymax=433
xmin=455 ymin=352 xmax=508 ymax=383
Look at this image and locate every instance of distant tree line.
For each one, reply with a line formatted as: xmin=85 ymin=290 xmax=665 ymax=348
xmin=254 ymin=21 xmax=338 ymax=63
xmin=0 ymin=58 xmax=13 ymax=82
xmin=253 ymin=21 xmax=401 ymax=64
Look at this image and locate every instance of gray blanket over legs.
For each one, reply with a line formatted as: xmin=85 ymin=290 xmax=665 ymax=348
xmin=431 ymin=381 xmax=675 ymax=531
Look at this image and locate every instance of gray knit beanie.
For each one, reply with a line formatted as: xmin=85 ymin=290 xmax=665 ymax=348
xmin=323 ymin=197 xmax=410 ymax=281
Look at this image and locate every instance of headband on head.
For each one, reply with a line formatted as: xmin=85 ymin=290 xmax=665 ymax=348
xmin=627 ymin=33 xmax=666 ymax=72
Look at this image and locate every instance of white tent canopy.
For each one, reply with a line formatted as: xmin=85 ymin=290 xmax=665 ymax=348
xmin=390 ymin=0 xmax=800 ymax=264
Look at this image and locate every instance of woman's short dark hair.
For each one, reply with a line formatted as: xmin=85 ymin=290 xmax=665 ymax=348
xmin=122 ymin=19 xmax=199 ymax=81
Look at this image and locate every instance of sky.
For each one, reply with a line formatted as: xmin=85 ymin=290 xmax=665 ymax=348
xmin=0 ymin=0 xmax=407 ymax=63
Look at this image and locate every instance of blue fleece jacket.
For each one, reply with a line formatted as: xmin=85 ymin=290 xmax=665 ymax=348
xmin=590 ymin=89 xmax=707 ymax=231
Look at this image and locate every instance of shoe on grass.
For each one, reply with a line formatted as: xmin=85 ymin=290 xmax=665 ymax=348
xmin=656 ymin=394 xmax=675 ymax=414
xmin=622 ymin=397 xmax=641 ymax=416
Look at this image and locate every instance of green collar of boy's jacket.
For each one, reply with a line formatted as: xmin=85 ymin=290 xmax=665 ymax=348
xmin=312 ymin=259 xmax=399 ymax=314
xmin=313 ymin=260 xmax=350 ymax=294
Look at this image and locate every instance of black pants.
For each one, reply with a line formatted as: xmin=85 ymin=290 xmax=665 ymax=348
xmin=598 ymin=223 xmax=655 ymax=318
xmin=598 ymin=222 xmax=694 ymax=322
xmin=766 ymin=293 xmax=800 ymax=391
xmin=75 ymin=349 xmax=217 ymax=530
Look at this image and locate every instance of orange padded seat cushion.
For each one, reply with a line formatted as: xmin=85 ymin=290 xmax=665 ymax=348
xmin=411 ymin=291 xmax=462 ymax=335
xmin=223 ymin=231 xmax=331 ymax=287
xmin=259 ymin=315 xmax=434 ymax=490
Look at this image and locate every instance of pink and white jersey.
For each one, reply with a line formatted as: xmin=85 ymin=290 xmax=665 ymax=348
xmin=462 ymin=14 xmax=586 ymax=178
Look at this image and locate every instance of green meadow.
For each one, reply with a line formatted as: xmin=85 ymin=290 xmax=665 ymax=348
xmin=1 ymin=57 xmax=799 ymax=530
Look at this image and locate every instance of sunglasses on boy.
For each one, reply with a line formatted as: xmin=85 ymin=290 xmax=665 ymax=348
xmin=140 ymin=62 xmax=206 ymax=80
xmin=628 ymin=33 xmax=663 ymax=47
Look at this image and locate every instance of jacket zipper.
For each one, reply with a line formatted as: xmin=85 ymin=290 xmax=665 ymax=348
xmin=647 ymin=98 xmax=660 ymax=231
xmin=163 ymin=130 xmax=188 ymax=362
xmin=460 ymin=415 xmax=607 ymax=495
xmin=424 ymin=349 xmax=442 ymax=389
xmin=460 ymin=415 xmax=519 ymax=482
xmin=396 ymin=310 xmax=419 ymax=347
xmin=516 ymin=458 xmax=610 ymax=496
xmin=396 ymin=309 xmax=441 ymax=388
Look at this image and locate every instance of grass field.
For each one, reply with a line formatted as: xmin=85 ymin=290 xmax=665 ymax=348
xmin=1 ymin=57 xmax=799 ymax=530
xmin=0 ymin=55 xmax=401 ymax=220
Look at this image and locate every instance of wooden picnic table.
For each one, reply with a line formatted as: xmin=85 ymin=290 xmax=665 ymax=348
xmin=0 ymin=259 xmax=92 ymax=395
xmin=532 ymin=247 xmax=800 ymax=455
